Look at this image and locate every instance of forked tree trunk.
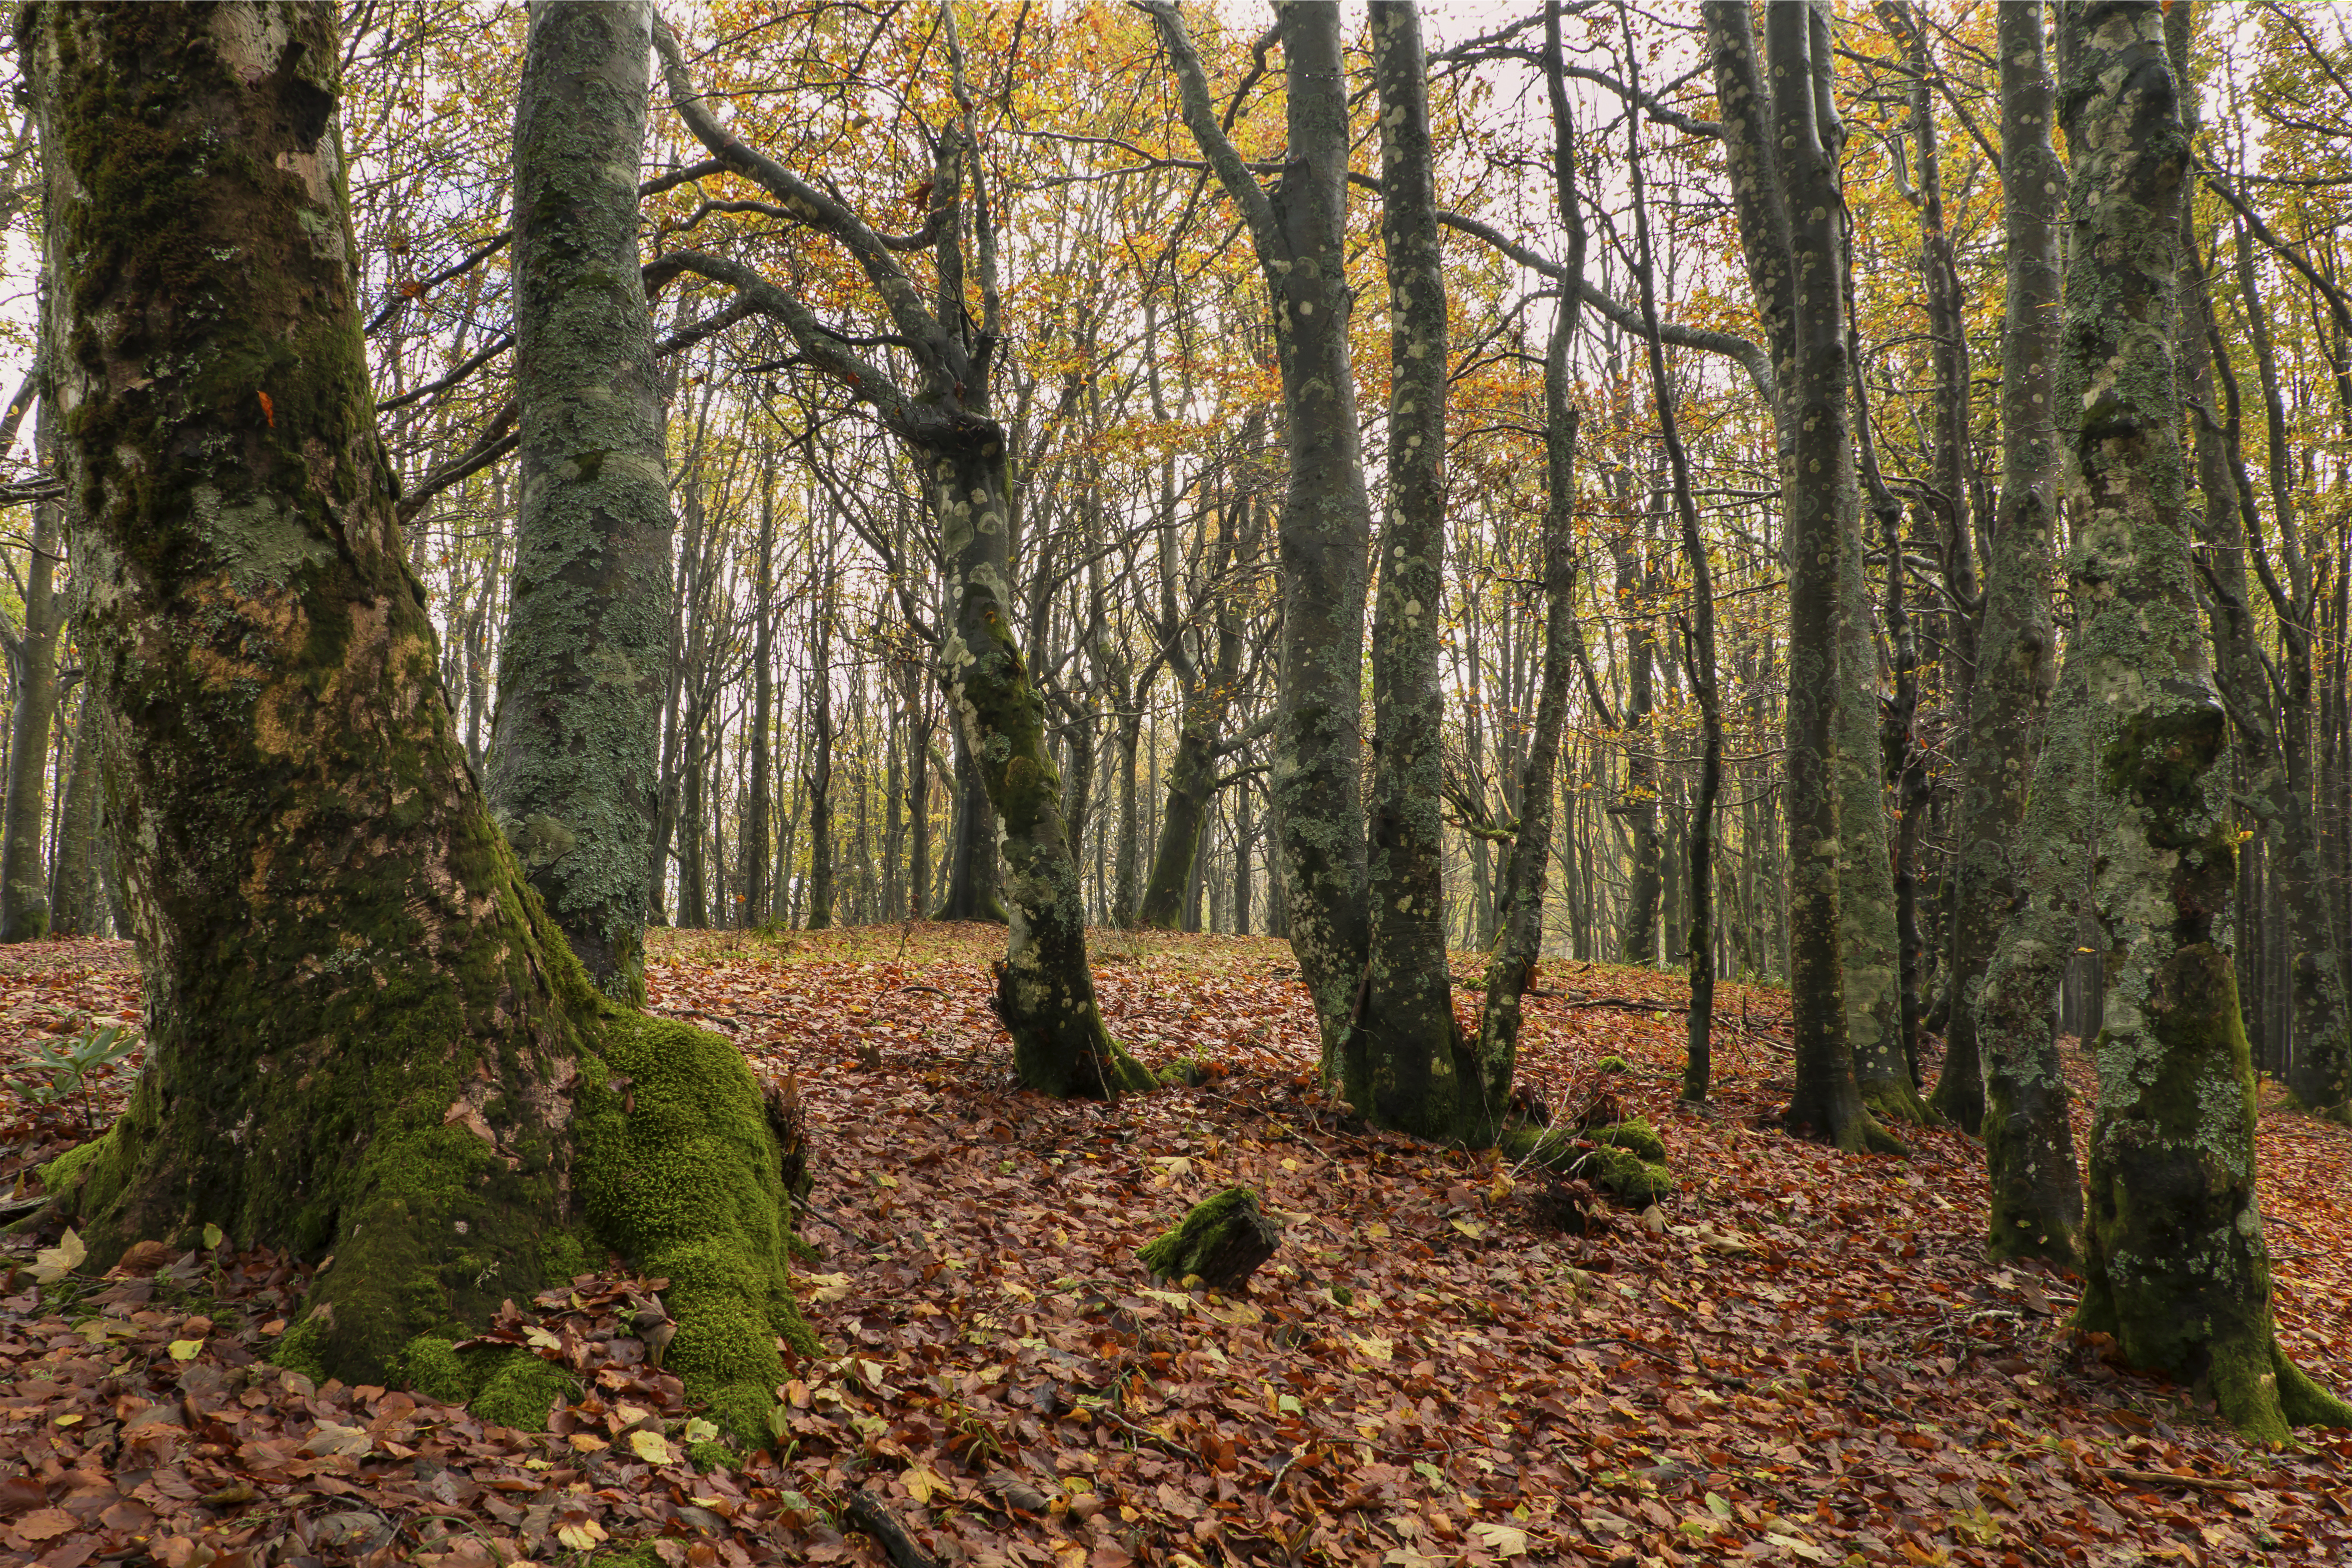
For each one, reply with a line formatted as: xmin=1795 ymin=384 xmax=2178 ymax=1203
xmin=487 ymin=0 xmax=671 ymax=1003
xmin=2054 ymin=0 xmax=2349 ymax=1440
xmin=28 ymin=3 xmax=812 ymax=1434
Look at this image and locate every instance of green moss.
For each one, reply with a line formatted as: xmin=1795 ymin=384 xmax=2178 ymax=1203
xmin=1497 ymin=1121 xmax=1674 ymax=1206
xmin=35 ymin=1135 xmax=109 ymax=1202
xmin=270 ymin=1312 xmax=331 ymax=1384
xmin=589 ymin=1543 xmax=664 ymax=1568
xmin=1157 ymin=1057 xmax=1208 ymax=1088
xmin=1596 ymin=1056 xmax=1630 ymax=1075
xmin=686 ymin=1439 xmax=737 ymax=1474
xmin=471 ymin=1348 xmax=575 ymax=1433
xmin=574 ymin=1014 xmax=820 ymax=1449
xmin=1137 ymin=1186 xmax=1283 ymax=1287
xmin=394 ymin=1336 xmax=474 ymax=1406
xmin=1596 ymin=1118 xmax=1666 ymax=1163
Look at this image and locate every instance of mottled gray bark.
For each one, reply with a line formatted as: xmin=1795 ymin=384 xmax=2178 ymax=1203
xmin=488 ymin=0 xmax=673 ymax=1001
xmin=1610 ymin=531 xmax=1663 ymax=967
xmin=1353 ymin=0 xmax=1473 ymax=1138
xmin=742 ymin=467 xmax=775 ymax=924
xmin=2054 ymin=0 xmax=2349 ymax=1440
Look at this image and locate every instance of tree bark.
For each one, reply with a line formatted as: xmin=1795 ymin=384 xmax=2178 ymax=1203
xmin=1353 ymin=0 xmax=1473 ymax=1138
xmin=805 ymin=557 xmax=835 ymax=930
xmin=1146 ymin=0 xmax=1371 ymax=1072
xmin=26 ymin=2 xmax=812 ymax=1432
xmin=47 ymin=688 xmax=98 ymax=937
xmin=487 ymin=0 xmax=671 ymax=1003
xmin=2055 ymin=0 xmax=2350 ymax=1439
xmin=1 ymin=386 xmax=63 ymax=944
xmin=743 ymin=463 xmax=775 ymax=925
xmin=1760 ymin=0 xmax=1893 ymax=1155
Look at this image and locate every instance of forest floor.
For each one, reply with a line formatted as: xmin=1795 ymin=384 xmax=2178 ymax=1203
xmin=1 ymin=925 xmax=2349 ymax=1568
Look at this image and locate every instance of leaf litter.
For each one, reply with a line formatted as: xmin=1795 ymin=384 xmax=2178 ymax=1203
xmin=0 ymin=925 xmax=2346 ymax=1566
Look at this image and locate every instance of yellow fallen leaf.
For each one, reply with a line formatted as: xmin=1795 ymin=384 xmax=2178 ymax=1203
xmin=554 ymin=1519 xmax=607 ymax=1550
xmin=683 ymin=1417 xmax=720 ymax=1443
xmin=1350 ymin=1334 xmax=1394 ymax=1363
xmin=524 ymin=1325 xmax=563 ymax=1350
xmin=796 ymin=1271 xmax=852 ymax=1304
xmin=569 ymin=1433 xmax=610 ymax=1453
xmin=1471 ymin=1522 xmax=1529 ymax=1558
xmin=902 ymin=1462 xmax=949 ymax=1505
xmin=1451 ymin=1217 xmax=1486 ymax=1239
xmin=202 ymin=1223 xmax=224 ymax=1250
xmin=31 ymin=1228 xmax=86 ymax=1284
xmin=1365 ymin=1222 xmax=1391 ymax=1239
xmin=629 ymin=1429 xmax=676 ymax=1465
xmin=168 ymin=1339 xmax=204 ymax=1362
xmin=874 ymin=1173 xmax=899 ymax=1188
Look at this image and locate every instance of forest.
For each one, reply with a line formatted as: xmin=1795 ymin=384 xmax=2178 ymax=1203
xmin=0 ymin=0 xmax=2350 ymax=1564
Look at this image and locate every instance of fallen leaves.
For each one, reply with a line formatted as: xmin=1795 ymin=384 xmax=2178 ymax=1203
xmin=3 ymin=926 xmax=2350 ymax=1568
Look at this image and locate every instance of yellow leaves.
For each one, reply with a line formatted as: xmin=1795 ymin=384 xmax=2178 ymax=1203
xmin=797 ymin=1271 xmax=853 ymax=1304
xmin=901 ymin=1461 xmax=950 ymax=1505
xmin=1449 ymin=1217 xmax=1487 ymax=1239
xmin=554 ymin=1518 xmax=608 ymax=1551
xmin=568 ymin=1432 xmax=610 ymax=1453
xmin=31 ymin=1228 xmax=86 ymax=1284
xmin=1470 ymin=1521 xmax=1529 ymax=1557
xmin=628 ymin=1428 xmax=677 ymax=1465
xmin=167 ymin=1338 xmax=205 ymax=1362
xmin=1348 ymin=1333 xmax=1394 ymax=1364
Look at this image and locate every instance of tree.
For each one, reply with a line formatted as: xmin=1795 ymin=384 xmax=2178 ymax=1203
xmin=1959 ymin=0 xmax=2082 ymax=1265
xmin=27 ymin=0 xmax=811 ymax=1445
xmin=2049 ymin=0 xmax=2348 ymax=1440
xmin=487 ymin=0 xmax=675 ymax=1003
xmin=0 ymin=377 xmax=63 ymax=944
xmin=650 ymin=12 xmax=1150 ymax=1096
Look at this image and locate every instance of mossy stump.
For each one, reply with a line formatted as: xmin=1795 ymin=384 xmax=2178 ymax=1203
xmin=1499 ymin=1119 xmax=1674 ymax=1207
xmin=1138 ymin=1186 xmax=1283 ymax=1289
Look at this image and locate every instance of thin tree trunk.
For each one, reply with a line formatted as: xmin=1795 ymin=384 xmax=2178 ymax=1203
xmin=805 ymin=559 xmax=835 ymax=930
xmin=487 ymin=0 xmax=671 ymax=1002
xmin=743 ymin=462 xmax=775 ymax=925
xmin=0 ymin=387 xmax=63 ymax=943
xmin=48 ymin=687 xmax=97 ymax=937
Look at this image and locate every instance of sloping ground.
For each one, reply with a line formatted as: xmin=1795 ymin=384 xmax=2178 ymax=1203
xmin=0 ymin=925 xmax=2346 ymax=1568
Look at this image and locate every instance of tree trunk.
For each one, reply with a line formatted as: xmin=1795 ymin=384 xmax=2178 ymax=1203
xmin=487 ymin=0 xmax=671 ymax=1003
xmin=1470 ymin=2 xmax=1587 ymax=1141
xmin=1 ymin=390 xmax=63 ymax=944
xmin=47 ymin=689 xmax=98 ymax=937
xmin=1762 ymin=1 xmax=1892 ymax=1155
xmin=743 ymin=465 xmax=775 ymax=925
xmin=1147 ymin=0 xmax=1371 ymax=1069
xmin=1935 ymin=5 xmax=2064 ymax=1136
xmin=1111 ymin=701 xmax=1142 ymax=927
xmin=1354 ymin=0 xmax=1470 ymax=1138
xmin=805 ymin=561 xmax=835 ymax=930
xmin=2055 ymin=0 xmax=2349 ymax=1441
xmin=1610 ymin=532 xmax=1662 ymax=967
xmin=27 ymin=2 xmax=812 ymax=1437
xmin=1618 ymin=36 xmax=1723 ymax=1105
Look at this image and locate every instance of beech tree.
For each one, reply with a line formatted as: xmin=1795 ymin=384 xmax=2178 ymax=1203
xmin=2046 ymin=0 xmax=2346 ymax=1440
xmin=27 ymin=0 xmax=811 ymax=1445
xmin=487 ymin=0 xmax=675 ymax=1002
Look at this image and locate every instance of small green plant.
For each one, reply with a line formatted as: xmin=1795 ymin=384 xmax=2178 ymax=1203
xmin=4 ymin=1023 xmax=141 ymax=1132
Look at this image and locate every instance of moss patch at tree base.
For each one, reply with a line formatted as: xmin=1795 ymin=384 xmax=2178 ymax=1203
xmin=1862 ymin=1079 xmax=1944 ymax=1129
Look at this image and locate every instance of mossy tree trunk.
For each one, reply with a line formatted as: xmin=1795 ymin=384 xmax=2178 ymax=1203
xmin=1470 ymin=6 xmax=1587 ymax=1140
xmin=487 ymin=0 xmax=671 ymax=1004
xmin=2054 ymin=0 xmax=2349 ymax=1440
xmin=1936 ymin=0 xmax=2066 ymax=1137
xmin=24 ymin=5 xmax=814 ymax=1421
xmin=1752 ymin=1 xmax=1894 ymax=1156
xmin=649 ymin=23 xmax=1144 ymax=1093
xmin=0 ymin=389 xmax=63 ymax=945
xmin=1354 ymin=0 xmax=1475 ymax=1139
xmin=1148 ymin=0 xmax=1372 ymax=1075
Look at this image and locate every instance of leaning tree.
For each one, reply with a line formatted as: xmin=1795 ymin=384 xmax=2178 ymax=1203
xmin=25 ymin=0 xmax=812 ymax=1446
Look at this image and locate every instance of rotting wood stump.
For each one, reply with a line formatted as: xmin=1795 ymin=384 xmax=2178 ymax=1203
xmin=1138 ymin=1185 xmax=1283 ymax=1289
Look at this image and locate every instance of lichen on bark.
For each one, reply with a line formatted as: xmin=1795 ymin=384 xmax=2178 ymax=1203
xmin=2051 ymin=0 xmax=2349 ymax=1439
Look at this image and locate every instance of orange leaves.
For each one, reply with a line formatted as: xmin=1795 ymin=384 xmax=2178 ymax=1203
xmin=256 ymin=389 xmax=275 ymax=428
